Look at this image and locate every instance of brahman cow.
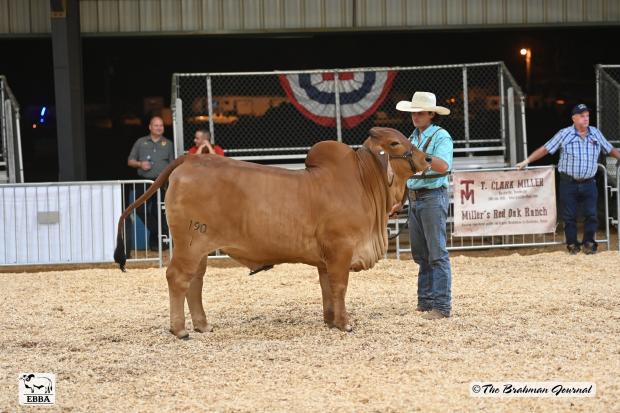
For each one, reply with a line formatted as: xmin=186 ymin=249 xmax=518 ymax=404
xmin=114 ymin=127 xmax=431 ymax=339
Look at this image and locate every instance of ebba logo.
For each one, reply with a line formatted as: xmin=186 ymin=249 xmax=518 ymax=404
xmin=19 ymin=373 xmax=56 ymax=405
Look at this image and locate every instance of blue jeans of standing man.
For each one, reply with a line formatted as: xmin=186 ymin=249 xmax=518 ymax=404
xmin=559 ymin=175 xmax=598 ymax=246
xmin=408 ymin=187 xmax=452 ymax=315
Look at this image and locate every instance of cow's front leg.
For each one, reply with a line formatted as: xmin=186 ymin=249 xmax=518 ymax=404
xmin=317 ymin=266 xmax=334 ymax=325
xmin=326 ymin=252 xmax=353 ymax=332
xmin=166 ymin=261 xmax=194 ymax=339
xmin=185 ymin=256 xmax=213 ymax=333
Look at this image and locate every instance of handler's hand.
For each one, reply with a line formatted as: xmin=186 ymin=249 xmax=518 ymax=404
xmin=515 ymin=159 xmax=529 ymax=170
xmin=389 ymin=202 xmax=403 ymax=218
xmin=140 ymin=161 xmax=152 ymax=171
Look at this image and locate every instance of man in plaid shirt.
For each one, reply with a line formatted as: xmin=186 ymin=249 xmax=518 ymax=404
xmin=516 ymin=104 xmax=620 ymax=254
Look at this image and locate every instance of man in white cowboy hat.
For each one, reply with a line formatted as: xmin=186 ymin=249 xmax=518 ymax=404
xmin=390 ymin=91 xmax=453 ymax=320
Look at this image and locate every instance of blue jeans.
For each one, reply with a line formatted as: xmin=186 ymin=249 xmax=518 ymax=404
xmin=559 ymin=177 xmax=598 ymax=246
xmin=408 ymin=187 xmax=452 ymax=315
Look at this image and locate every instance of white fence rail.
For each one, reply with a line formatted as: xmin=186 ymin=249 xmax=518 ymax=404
xmin=0 ymin=180 xmax=163 ymax=267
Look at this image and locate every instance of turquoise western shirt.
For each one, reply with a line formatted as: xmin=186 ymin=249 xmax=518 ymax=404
xmin=406 ymin=124 xmax=453 ymax=190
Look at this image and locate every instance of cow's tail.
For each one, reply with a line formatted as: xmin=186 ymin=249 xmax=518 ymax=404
xmin=114 ymin=156 xmax=187 ymax=271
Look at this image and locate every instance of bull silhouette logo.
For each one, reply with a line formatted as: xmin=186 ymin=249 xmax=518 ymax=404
xmin=19 ymin=373 xmax=55 ymax=405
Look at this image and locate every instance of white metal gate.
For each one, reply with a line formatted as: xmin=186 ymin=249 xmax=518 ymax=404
xmin=0 ymin=180 xmax=164 ymax=267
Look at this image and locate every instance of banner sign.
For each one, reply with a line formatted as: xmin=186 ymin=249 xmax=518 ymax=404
xmin=452 ymin=167 xmax=556 ymax=237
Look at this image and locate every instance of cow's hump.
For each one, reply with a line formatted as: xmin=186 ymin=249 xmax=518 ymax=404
xmin=305 ymin=141 xmax=353 ymax=169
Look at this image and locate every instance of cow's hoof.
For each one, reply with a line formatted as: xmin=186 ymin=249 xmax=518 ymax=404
xmin=194 ymin=323 xmax=214 ymax=333
xmin=323 ymin=311 xmax=335 ymax=325
xmin=170 ymin=329 xmax=190 ymax=340
xmin=328 ymin=321 xmax=353 ymax=332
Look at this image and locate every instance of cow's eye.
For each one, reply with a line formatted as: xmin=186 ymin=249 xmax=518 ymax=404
xmin=390 ymin=141 xmax=399 ymax=147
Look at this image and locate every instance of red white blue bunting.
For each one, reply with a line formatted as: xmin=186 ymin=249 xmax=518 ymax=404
xmin=279 ymin=71 xmax=397 ymax=128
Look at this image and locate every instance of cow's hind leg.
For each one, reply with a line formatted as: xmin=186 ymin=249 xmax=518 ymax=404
xmin=186 ymin=255 xmax=213 ymax=333
xmin=317 ymin=266 xmax=334 ymax=325
xmin=166 ymin=254 xmax=204 ymax=339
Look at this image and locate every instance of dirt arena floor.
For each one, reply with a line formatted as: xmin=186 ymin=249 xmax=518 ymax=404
xmin=1 ymin=251 xmax=618 ymax=412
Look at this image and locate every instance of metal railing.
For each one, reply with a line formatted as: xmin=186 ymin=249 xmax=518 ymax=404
xmin=171 ymin=62 xmax=526 ymax=165
xmin=612 ymin=167 xmax=620 ymax=252
xmin=0 ymin=75 xmax=24 ymax=183
xmin=391 ymin=164 xmax=612 ymax=258
xmin=1 ymin=169 xmax=617 ymax=269
xmin=0 ymin=180 xmax=164 ymax=267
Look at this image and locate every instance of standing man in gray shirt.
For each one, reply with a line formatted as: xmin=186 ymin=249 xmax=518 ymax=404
xmin=127 ymin=116 xmax=175 ymax=251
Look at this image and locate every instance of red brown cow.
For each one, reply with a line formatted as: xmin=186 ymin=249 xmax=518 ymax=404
xmin=114 ymin=127 xmax=431 ymax=339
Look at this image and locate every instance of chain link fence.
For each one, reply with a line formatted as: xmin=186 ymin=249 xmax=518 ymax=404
xmin=597 ymin=65 xmax=620 ymax=146
xmin=0 ymin=75 xmax=24 ymax=183
xmin=171 ymin=62 xmax=526 ymax=166
xmin=596 ymin=65 xmax=620 ymax=188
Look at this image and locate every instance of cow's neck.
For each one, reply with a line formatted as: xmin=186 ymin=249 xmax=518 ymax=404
xmin=355 ymin=148 xmax=390 ymax=263
xmin=356 ymin=148 xmax=391 ymax=212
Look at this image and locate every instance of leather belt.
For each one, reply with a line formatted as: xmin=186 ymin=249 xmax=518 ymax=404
xmin=414 ymin=187 xmax=441 ymax=195
xmin=409 ymin=187 xmax=443 ymax=201
xmin=560 ymin=172 xmax=595 ymax=183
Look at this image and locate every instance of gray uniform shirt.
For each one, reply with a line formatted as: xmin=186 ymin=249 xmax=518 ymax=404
xmin=128 ymin=135 xmax=175 ymax=179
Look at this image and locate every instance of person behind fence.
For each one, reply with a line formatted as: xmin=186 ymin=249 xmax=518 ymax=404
xmin=389 ymin=91 xmax=453 ymax=320
xmin=516 ymin=103 xmax=620 ymax=255
xmin=188 ymin=129 xmax=225 ymax=155
xmin=127 ymin=115 xmax=175 ymax=251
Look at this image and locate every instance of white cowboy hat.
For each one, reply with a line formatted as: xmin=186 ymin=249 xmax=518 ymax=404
xmin=396 ymin=91 xmax=450 ymax=115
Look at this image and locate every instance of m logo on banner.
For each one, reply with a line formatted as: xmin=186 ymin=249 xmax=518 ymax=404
xmin=460 ymin=179 xmax=475 ymax=204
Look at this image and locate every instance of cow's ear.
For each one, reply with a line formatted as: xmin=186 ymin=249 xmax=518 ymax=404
xmin=375 ymin=150 xmax=388 ymax=171
xmin=376 ymin=150 xmax=394 ymax=183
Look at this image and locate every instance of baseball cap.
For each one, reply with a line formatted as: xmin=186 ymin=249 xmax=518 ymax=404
xmin=571 ymin=103 xmax=589 ymax=115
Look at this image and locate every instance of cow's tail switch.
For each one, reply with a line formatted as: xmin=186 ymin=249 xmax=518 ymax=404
xmin=114 ymin=156 xmax=187 ymax=271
